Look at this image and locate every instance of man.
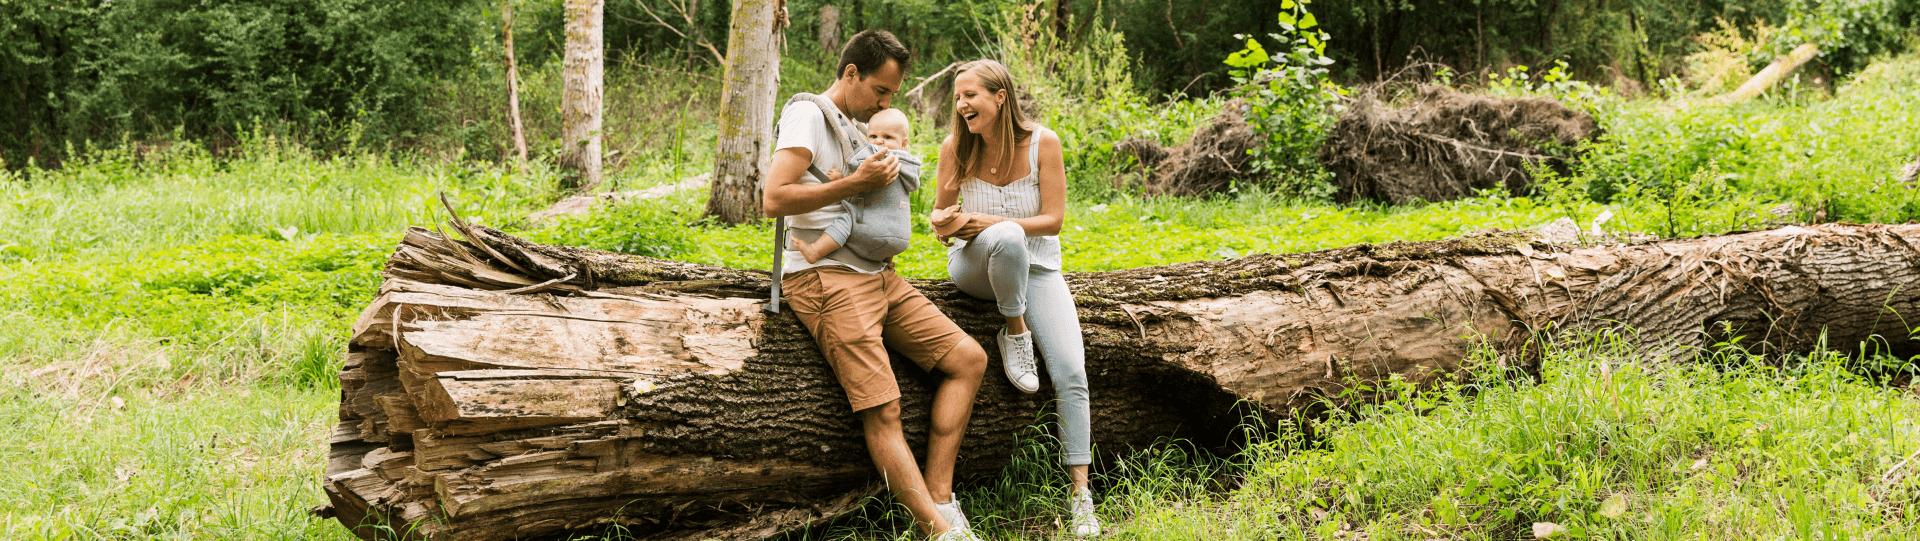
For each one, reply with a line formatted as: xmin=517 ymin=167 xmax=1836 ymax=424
xmin=762 ymin=30 xmax=989 ymax=540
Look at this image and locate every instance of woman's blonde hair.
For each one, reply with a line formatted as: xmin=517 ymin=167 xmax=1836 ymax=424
xmin=949 ymin=59 xmax=1036 ymax=180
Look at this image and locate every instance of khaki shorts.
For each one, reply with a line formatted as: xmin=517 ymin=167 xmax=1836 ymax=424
xmin=785 ymin=267 xmax=967 ymax=412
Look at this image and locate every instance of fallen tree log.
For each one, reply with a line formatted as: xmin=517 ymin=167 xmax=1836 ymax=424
xmin=318 ymin=219 xmax=1920 ymax=540
xmin=1711 ymin=43 xmax=1821 ymax=105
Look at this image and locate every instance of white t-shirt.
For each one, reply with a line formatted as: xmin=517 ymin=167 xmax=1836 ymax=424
xmin=774 ymin=99 xmax=881 ymax=275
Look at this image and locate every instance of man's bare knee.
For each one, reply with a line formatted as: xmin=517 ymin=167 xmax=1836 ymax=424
xmin=935 ymin=337 xmax=987 ymax=381
xmin=858 ymin=400 xmax=903 ymax=431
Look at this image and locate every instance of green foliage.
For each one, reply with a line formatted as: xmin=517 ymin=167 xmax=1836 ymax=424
xmin=0 ymin=0 xmax=486 ymax=167
xmin=0 ymin=134 xmax=554 ymax=259
xmin=1576 ymin=50 xmax=1920 ymax=227
xmin=1481 ymin=60 xmax=1613 ymax=110
xmin=987 ymin=1 xmax=1230 ymax=201
xmin=523 ymin=190 xmax=707 ymax=259
xmin=1103 ymin=333 xmax=1920 ymax=539
xmin=1223 ymin=0 xmax=1340 ymax=199
xmin=1777 ymin=0 xmax=1920 ymax=74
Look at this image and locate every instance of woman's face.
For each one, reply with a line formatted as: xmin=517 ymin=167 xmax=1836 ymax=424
xmin=952 ymin=71 xmax=1004 ymax=137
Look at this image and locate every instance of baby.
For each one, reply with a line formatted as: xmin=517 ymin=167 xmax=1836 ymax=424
xmin=793 ymin=108 xmax=925 ymax=263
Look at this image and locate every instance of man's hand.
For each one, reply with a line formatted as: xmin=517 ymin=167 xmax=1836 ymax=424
xmin=764 ymin=147 xmax=899 ymax=218
xmin=845 ymin=150 xmax=901 ymax=191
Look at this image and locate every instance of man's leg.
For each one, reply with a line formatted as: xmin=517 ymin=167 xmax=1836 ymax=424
xmin=859 ymin=399 xmax=952 ymax=536
xmin=921 ymin=337 xmax=986 ymax=502
xmin=787 ymin=268 xmax=958 ymax=537
xmin=878 ymin=269 xmax=988 ymax=504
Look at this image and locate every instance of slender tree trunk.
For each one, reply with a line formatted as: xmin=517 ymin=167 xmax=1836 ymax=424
xmin=1475 ymin=1 xmax=1485 ymax=71
xmin=504 ymin=0 xmax=529 ymax=170
xmin=686 ymin=0 xmax=705 ymax=67
xmin=818 ymin=5 xmax=841 ymax=55
xmin=704 ymin=0 xmax=785 ymax=224
xmin=559 ymin=0 xmax=605 ymax=192
xmin=319 ymin=221 xmax=1920 ymax=541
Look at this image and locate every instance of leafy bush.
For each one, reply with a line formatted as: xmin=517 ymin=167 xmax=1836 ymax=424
xmin=0 ymin=0 xmax=485 ymax=167
xmin=1222 ymin=0 xmax=1341 ymax=199
xmin=1776 ymin=0 xmax=1920 ymax=74
xmin=1577 ymin=50 xmax=1920 ymax=227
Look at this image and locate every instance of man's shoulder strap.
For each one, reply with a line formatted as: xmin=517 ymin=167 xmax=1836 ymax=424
xmin=785 ymin=93 xmax=863 ymax=157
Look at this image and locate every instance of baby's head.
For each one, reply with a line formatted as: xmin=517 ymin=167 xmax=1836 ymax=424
xmin=867 ymin=108 xmax=911 ymax=151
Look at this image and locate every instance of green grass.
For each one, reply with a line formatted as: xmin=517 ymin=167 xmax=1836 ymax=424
xmin=1098 ymin=336 xmax=1920 ymax=540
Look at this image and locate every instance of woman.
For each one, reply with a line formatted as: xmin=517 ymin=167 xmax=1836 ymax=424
xmin=932 ymin=58 xmax=1098 ymax=537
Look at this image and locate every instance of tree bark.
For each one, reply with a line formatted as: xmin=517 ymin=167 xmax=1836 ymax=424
xmin=704 ymin=0 xmax=785 ymax=225
xmin=559 ymin=0 xmax=605 ymax=192
xmin=504 ymin=0 xmax=529 ymax=170
xmin=318 ymin=221 xmax=1920 ymax=540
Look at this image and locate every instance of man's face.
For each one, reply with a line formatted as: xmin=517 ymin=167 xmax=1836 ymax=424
xmin=842 ymin=59 xmax=904 ymax=123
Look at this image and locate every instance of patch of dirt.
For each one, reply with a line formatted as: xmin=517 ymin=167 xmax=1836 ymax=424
xmin=1118 ymin=100 xmax=1263 ymax=197
xmin=1320 ymin=86 xmax=1601 ymax=205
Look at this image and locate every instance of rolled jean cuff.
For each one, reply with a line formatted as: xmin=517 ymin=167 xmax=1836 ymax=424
xmin=997 ymin=299 xmax=1026 ymax=318
xmin=1061 ymin=452 xmax=1092 ymax=466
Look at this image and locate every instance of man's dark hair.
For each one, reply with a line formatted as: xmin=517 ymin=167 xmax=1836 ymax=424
xmin=838 ymin=30 xmax=911 ymax=80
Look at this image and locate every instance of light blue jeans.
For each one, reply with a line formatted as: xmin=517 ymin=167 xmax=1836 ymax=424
xmin=949 ymin=221 xmax=1092 ymax=465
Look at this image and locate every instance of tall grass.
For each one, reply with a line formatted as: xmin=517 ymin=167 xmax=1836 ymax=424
xmin=1103 ymin=334 xmax=1920 ymax=540
xmin=0 ymin=137 xmax=555 ymax=260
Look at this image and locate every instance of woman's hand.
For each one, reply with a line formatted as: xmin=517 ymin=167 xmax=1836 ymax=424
xmin=947 ymin=213 xmax=1008 ymax=242
xmin=930 ymin=205 xmax=965 ymax=246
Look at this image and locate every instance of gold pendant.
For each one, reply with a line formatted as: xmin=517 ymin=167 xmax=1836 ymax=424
xmin=989 ymin=168 xmax=998 ymax=175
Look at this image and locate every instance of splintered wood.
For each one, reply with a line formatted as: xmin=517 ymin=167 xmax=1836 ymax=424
xmin=320 ymin=223 xmax=1920 ymax=540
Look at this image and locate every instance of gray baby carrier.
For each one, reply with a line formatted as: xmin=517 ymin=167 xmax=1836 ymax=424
xmin=767 ymin=94 xmax=921 ymax=313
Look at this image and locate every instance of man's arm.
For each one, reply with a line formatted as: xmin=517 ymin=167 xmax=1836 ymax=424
xmin=764 ymin=147 xmax=902 ymax=218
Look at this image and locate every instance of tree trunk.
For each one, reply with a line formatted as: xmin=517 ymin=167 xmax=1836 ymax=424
xmin=1713 ymin=43 xmax=1822 ymax=105
xmin=818 ymin=5 xmax=841 ymax=55
xmin=559 ymin=0 xmax=605 ymax=192
xmin=704 ymin=0 xmax=785 ymax=225
xmin=317 ymin=221 xmax=1920 ymax=540
xmin=504 ymin=0 xmax=529 ymax=169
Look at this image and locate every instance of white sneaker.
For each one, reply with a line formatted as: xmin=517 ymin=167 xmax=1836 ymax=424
xmin=934 ymin=496 xmax=971 ymax=532
xmin=997 ymin=328 xmax=1041 ymax=393
xmin=1068 ymin=489 xmax=1101 ymax=536
xmin=932 ymin=524 xmax=983 ymax=541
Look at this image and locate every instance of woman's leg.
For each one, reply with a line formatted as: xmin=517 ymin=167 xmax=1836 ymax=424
xmin=949 ymin=221 xmax=1042 ymax=394
xmin=1027 ymin=268 xmax=1099 ymax=535
xmin=1024 ymin=268 xmax=1091 ymax=468
xmin=947 ymin=221 xmax=1031 ymax=319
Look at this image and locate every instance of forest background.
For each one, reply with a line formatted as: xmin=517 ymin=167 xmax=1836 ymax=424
xmin=3 ymin=0 xmax=1920 ymax=539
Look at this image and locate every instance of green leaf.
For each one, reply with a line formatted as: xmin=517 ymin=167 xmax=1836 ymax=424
xmin=1281 ymin=0 xmax=1295 ymax=9
xmin=1279 ymin=13 xmax=1297 ymax=26
xmin=1223 ymin=39 xmax=1270 ymax=68
xmin=1299 ymin=13 xmax=1318 ymax=29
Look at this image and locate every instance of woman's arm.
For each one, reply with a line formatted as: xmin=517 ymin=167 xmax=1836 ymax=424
xmin=950 ymin=130 xmax=1066 ymax=240
xmin=934 ymin=135 xmax=961 ymax=210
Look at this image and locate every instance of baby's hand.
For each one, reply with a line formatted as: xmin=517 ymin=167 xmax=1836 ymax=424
xmin=826 ymin=168 xmax=845 ymax=181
